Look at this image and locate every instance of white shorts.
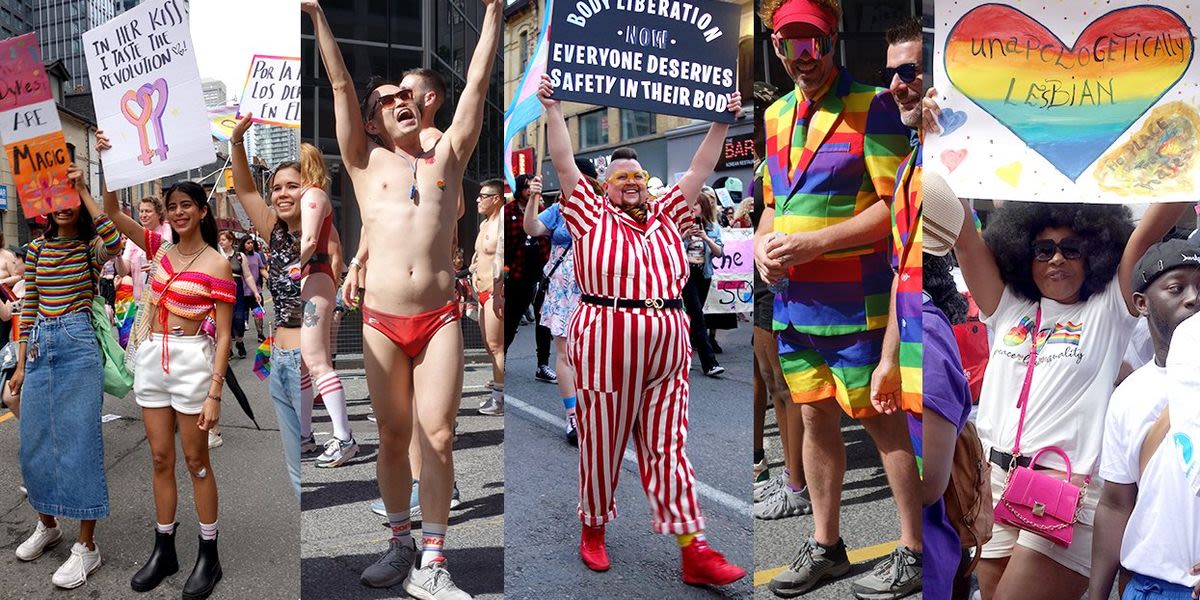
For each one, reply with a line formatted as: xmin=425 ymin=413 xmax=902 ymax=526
xmin=134 ymin=333 xmax=215 ymax=415
xmin=979 ymin=451 xmax=1102 ymax=577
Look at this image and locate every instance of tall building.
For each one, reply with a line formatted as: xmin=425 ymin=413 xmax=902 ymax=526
xmin=0 ymin=0 xmax=34 ymax=39
xmin=34 ymin=0 xmax=116 ymax=92
xmin=251 ymin=124 xmax=299 ymax=168
xmin=201 ymin=78 xmax=229 ymax=108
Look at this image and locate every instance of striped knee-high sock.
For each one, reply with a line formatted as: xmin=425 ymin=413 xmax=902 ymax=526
xmin=314 ymin=372 xmax=352 ymax=442
xmin=420 ymin=523 xmax=447 ymax=567
xmin=299 ymin=372 xmax=314 ymax=438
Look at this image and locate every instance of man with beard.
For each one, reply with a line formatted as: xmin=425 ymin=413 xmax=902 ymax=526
xmin=305 ymin=0 xmax=500 ymax=597
xmin=1090 ymin=238 xmax=1200 ymax=600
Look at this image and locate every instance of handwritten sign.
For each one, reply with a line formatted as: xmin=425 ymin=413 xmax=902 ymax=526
xmin=209 ymin=104 xmax=239 ymax=141
xmin=925 ymin=0 xmax=1200 ymax=203
xmin=0 ymin=33 xmax=80 ymax=217
xmin=237 ymin=55 xmax=300 ymax=128
xmin=82 ymin=0 xmax=214 ymax=189
xmin=704 ymin=227 xmax=752 ymax=314
xmin=547 ymin=0 xmax=740 ymax=123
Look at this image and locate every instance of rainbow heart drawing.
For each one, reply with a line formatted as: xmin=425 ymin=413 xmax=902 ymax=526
xmin=944 ymin=4 xmax=1194 ymax=180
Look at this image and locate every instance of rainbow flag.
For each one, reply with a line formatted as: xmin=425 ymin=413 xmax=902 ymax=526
xmin=251 ymin=305 xmax=265 ymax=320
xmin=253 ymin=336 xmax=272 ymax=381
xmin=503 ymin=0 xmax=554 ymax=190
xmin=114 ymin=279 xmax=135 ymax=347
xmin=1048 ymin=321 xmax=1082 ymax=346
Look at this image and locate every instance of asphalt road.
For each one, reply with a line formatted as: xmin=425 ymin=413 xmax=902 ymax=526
xmin=300 ymin=348 xmax=504 ymax=600
xmin=504 ymin=316 xmax=755 ymax=599
xmin=0 ymin=332 xmax=299 ymax=599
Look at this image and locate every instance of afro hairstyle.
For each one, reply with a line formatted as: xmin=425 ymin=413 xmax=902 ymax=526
xmin=982 ymin=202 xmax=1133 ymax=303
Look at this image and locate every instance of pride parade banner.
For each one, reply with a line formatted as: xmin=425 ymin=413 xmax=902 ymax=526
xmin=925 ymin=0 xmax=1199 ymax=203
xmin=82 ymin=0 xmax=214 ymax=189
xmin=0 ymin=33 xmax=80 ymax=217
xmin=703 ymin=227 xmax=753 ymax=314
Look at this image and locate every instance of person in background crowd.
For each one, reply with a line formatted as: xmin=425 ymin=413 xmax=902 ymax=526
xmin=473 ymin=179 xmax=505 ymax=416
xmin=241 ymin=236 xmax=268 ymax=342
xmin=504 ymin=173 xmax=556 ymax=384
xmin=683 ymin=187 xmax=726 ymax=378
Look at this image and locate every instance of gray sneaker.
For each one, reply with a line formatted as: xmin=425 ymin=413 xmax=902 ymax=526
xmin=850 ymin=545 xmax=922 ymax=600
xmin=403 ymin=560 xmax=472 ymax=600
xmin=478 ymin=395 xmax=504 ymax=416
xmin=753 ymin=473 xmax=785 ymax=503
xmin=360 ymin=538 xmax=417 ymax=588
xmin=753 ymin=485 xmax=812 ymax=520
xmin=768 ymin=537 xmax=851 ymax=597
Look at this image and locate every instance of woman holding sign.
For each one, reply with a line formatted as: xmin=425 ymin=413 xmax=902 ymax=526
xmin=537 ymin=74 xmax=747 ymax=585
xmin=10 ymin=165 xmax=122 ymax=590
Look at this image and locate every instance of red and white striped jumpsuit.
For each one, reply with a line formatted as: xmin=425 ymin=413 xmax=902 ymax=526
xmin=560 ymin=175 xmax=705 ymax=535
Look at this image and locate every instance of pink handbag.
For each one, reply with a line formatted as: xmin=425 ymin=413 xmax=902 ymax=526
xmin=993 ymin=307 xmax=1090 ymax=548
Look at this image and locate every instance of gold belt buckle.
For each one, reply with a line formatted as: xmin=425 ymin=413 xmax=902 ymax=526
xmin=644 ymin=298 xmax=664 ymax=309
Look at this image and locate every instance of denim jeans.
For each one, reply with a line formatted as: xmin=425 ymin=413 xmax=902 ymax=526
xmin=19 ymin=311 xmax=109 ymax=520
xmin=269 ymin=344 xmax=302 ymax=499
xmin=1123 ymin=573 xmax=1196 ymax=600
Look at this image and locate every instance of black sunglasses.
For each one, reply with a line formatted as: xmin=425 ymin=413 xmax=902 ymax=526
xmin=880 ymin=63 xmax=920 ymax=86
xmin=1031 ymin=238 xmax=1084 ymax=262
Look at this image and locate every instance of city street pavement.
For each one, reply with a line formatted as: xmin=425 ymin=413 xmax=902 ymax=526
xmin=753 ymin=407 xmax=921 ymax=599
xmin=300 ymin=349 xmax=503 ymax=600
xmin=0 ymin=334 xmax=299 ymax=599
xmin=504 ymin=317 xmax=755 ymax=599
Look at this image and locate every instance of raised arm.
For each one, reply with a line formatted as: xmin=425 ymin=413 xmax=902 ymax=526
xmin=68 ymin=165 xmax=121 ymax=262
xmin=537 ymin=75 xmax=582 ymax=189
xmin=953 ymin=200 xmax=1004 ymax=317
xmin=678 ymin=93 xmax=741 ymax=203
xmin=1118 ymin=202 xmax=1193 ymax=315
xmin=300 ymin=187 xmax=330 ymax=265
xmin=229 ymin=115 xmax=278 ymax=236
xmin=523 ymin=175 xmax=550 ymax=237
xmin=444 ymin=0 xmax=502 ymax=165
xmin=94 ymin=131 xmax=148 ymax=251
xmin=302 ymin=0 xmax=369 ymax=169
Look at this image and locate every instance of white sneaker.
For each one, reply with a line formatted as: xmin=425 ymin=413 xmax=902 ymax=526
xmin=208 ymin=430 xmax=224 ymax=449
xmin=16 ymin=521 xmax=62 ymax=561
xmin=478 ymin=395 xmax=504 ymax=416
xmin=403 ymin=560 xmax=473 ymax=600
xmin=315 ymin=437 xmax=359 ymax=468
xmin=51 ymin=542 xmax=101 ymax=589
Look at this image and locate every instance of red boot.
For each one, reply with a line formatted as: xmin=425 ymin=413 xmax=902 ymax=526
xmin=579 ymin=525 xmax=610 ymax=572
xmin=681 ymin=539 xmax=746 ymax=586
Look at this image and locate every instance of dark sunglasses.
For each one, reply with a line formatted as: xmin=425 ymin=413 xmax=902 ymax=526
xmin=371 ymin=88 xmax=415 ymax=115
xmin=1031 ymin=238 xmax=1084 ymax=262
xmin=880 ymin=63 xmax=920 ymax=86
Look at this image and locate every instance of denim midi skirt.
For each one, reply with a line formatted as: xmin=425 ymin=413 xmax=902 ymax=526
xmin=19 ymin=311 xmax=109 ymax=520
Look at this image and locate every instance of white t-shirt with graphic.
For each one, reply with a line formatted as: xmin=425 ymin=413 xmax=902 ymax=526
xmin=977 ymin=277 xmax=1138 ymax=475
xmin=1168 ymin=313 xmax=1200 ymax=497
xmin=1100 ymin=362 xmax=1168 ymax=485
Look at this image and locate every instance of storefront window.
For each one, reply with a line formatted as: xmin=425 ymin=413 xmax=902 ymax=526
xmin=579 ymin=110 xmax=609 ymax=149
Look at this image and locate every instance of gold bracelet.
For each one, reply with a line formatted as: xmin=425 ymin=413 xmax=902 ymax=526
xmin=206 ymin=394 xmax=221 ymax=403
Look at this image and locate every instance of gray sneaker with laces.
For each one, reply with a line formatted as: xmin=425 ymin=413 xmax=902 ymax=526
xmin=850 ymin=545 xmax=922 ymax=600
xmin=768 ymin=537 xmax=851 ymax=597
xmin=753 ymin=472 xmax=785 ymax=503
xmin=753 ymin=485 xmax=812 ymax=519
xmin=360 ymin=538 xmax=417 ymax=588
xmin=404 ymin=560 xmax=472 ymax=600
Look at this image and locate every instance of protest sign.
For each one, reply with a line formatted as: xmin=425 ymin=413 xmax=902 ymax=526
xmin=704 ymin=227 xmax=753 ymax=314
xmin=237 ymin=55 xmax=300 ymax=127
xmin=209 ymin=104 xmax=239 ymax=141
xmin=82 ymin=0 xmax=214 ymax=189
xmin=0 ymin=33 xmax=80 ymax=217
xmin=547 ymin=0 xmax=740 ymax=123
xmin=925 ymin=0 xmax=1199 ymax=203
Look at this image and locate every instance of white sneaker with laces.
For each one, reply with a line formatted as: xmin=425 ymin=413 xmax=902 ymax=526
xmin=316 ymin=437 xmax=359 ymax=468
xmin=16 ymin=520 xmax=62 ymax=561
xmin=51 ymin=542 xmax=101 ymax=589
xmin=208 ymin=430 xmax=224 ymax=449
xmin=478 ymin=395 xmax=504 ymax=416
xmin=403 ymin=560 xmax=472 ymax=600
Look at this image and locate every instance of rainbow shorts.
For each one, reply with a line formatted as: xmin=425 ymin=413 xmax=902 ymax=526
xmin=777 ymin=327 xmax=884 ymax=419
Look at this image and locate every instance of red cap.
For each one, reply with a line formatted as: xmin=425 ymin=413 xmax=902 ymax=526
xmin=772 ymin=0 xmax=837 ymax=36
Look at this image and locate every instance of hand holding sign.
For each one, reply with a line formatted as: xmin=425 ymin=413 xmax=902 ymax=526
xmin=231 ymin=113 xmax=253 ymax=144
xmin=238 ymin=55 xmax=301 ymax=128
xmin=537 ymin=74 xmax=559 ymax=109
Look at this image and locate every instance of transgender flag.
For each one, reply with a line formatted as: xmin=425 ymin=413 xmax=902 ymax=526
xmin=503 ymin=0 xmax=554 ymax=190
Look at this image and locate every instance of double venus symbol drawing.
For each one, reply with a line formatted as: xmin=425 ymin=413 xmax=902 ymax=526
xmin=121 ymin=77 xmax=170 ymax=166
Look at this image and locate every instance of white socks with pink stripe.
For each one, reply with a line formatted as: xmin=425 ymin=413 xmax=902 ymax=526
xmin=199 ymin=521 xmax=218 ymax=541
xmin=314 ymin=372 xmax=352 ymax=442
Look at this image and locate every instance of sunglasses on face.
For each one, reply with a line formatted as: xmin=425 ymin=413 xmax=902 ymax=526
xmin=371 ymin=88 xmax=415 ymax=115
xmin=607 ymin=170 xmax=650 ymax=184
xmin=1031 ymin=238 xmax=1084 ymax=262
xmin=774 ymin=35 xmax=833 ymax=61
xmin=880 ymin=63 xmax=920 ymax=87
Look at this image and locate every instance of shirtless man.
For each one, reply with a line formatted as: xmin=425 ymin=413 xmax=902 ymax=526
xmin=304 ymin=1 xmax=500 ymax=597
xmin=470 ymin=179 xmax=504 ymax=416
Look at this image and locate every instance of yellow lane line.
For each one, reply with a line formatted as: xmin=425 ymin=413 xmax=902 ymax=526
xmin=0 ymin=411 xmax=13 ymax=424
xmin=753 ymin=539 xmax=899 ymax=587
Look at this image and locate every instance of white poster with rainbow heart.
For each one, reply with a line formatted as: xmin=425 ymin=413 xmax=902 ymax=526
xmin=82 ymin=0 xmax=214 ymax=189
xmin=924 ymin=0 xmax=1199 ymax=203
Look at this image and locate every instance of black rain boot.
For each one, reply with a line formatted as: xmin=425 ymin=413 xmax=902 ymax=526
xmin=182 ymin=535 xmax=222 ymax=600
xmin=236 ymin=341 xmax=247 ymax=358
xmin=130 ymin=525 xmax=179 ymax=592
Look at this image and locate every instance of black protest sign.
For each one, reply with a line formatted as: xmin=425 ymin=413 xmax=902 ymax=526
xmin=547 ymin=0 xmax=740 ymax=123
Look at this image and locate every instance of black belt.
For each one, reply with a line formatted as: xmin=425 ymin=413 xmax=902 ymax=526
xmin=989 ymin=448 xmax=1051 ymax=472
xmin=581 ymin=294 xmax=682 ymax=310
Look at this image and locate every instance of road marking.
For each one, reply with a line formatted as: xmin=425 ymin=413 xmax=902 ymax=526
xmin=0 ymin=411 xmax=12 ymax=424
xmin=505 ymin=394 xmax=752 ymax=518
xmin=753 ymin=539 xmax=899 ymax=587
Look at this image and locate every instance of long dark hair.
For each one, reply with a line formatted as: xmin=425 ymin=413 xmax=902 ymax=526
xmin=163 ymin=181 xmax=219 ymax=248
xmin=45 ymin=205 xmax=98 ymax=241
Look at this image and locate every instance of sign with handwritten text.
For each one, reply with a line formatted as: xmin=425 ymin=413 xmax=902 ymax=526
xmin=925 ymin=0 xmax=1199 ymax=203
xmin=82 ymin=0 xmax=214 ymax=189
xmin=704 ymin=227 xmax=752 ymax=314
xmin=237 ymin=55 xmax=300 ymax=128
xmin=547 ymin=0 xmax=740 ymax=123
xmin=0 ymin=33 xmax=80 ymax=217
